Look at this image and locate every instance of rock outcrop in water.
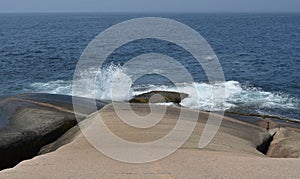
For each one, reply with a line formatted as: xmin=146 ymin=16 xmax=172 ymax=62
xmin=0 ymin=93 xmax=107 ymax=170
xmin=130 ymin=91 xmax=188 ymax=104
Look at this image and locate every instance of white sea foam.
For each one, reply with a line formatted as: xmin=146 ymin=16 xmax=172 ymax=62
xmin=28 ymin=65 xmax=298 ymax=112
xmin=134 ymin=81 xmax=298 ymax=111
xmin=29 ymin=80 xmax=72 ymax=95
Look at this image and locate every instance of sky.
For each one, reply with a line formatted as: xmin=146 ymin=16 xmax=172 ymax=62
xmin=0 ymin=0 xmax=300 ymax=13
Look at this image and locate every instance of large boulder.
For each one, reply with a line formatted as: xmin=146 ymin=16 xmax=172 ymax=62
xmin=0 ymin=93 xmax=107 ymax=170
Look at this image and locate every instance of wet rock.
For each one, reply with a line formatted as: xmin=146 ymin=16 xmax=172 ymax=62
xmin=130 ymin=91 xmax=188 ymax=104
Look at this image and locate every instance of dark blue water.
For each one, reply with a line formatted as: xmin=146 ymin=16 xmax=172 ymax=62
xmin=0 ymin=13 xmax=300 ymax=121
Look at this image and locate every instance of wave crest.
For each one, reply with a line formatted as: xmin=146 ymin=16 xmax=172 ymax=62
xmin=26 ymin=65 xmax=298 ymax=118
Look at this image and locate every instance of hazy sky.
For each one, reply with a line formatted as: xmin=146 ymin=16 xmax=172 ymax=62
xmin=1 ymin=0 xmax=300 ymax=13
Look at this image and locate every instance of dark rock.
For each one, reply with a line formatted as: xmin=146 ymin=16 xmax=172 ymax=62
xmin=0 ymin=93 xmax=107 ymax=170
xmin=39 ymin=124 xmax=81 ymax=155
xmin=256 ymin=132 xmax=276 ymax=155
xmin=130 ymin=91 xmax=188 ymax=104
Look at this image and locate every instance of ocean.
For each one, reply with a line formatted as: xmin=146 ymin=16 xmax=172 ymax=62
xmin=0 ymin=13 xmax=300 ymax=121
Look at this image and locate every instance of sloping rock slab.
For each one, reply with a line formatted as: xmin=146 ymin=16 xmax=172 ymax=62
xmin=0 ymin=93 xmax=107 ymax=170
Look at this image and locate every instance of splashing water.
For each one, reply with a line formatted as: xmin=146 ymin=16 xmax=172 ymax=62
xmin=132 ymin=81 xmax=298 ymax=112
xmin=26 ymin=65 xmax=298 ymax=119
xmin=28 ymin=65 xmax=133 ymax=101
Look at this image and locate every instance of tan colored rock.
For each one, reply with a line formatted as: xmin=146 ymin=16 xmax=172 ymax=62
xmin=2 ymin=103 xmax=299 ymax=178
xmin=267 ymin=128 xmax=300 ymax=158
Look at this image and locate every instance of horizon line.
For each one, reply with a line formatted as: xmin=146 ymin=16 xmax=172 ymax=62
xmin=0 ymin=11 xmax=300 ymax=14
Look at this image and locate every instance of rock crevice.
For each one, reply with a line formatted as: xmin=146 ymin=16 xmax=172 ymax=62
xmin=256 ymin=127 xmax=300 ymax=158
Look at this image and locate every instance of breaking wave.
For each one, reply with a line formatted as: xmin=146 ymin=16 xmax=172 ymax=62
xmin=26 ymin=65 xmax=299 ymax=119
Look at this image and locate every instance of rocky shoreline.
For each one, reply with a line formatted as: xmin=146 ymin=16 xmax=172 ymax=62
xmin=0 ymin=92 xmax=300 ymax=175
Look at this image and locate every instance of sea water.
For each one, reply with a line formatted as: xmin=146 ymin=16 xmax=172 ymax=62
xmin=0 ymin=13 xmax=299 ymax=121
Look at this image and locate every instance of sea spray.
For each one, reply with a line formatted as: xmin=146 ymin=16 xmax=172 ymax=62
xmin=29 ymin=65 xmax=133 ymax=101
xmin=27 ymin=65 xmax=298 ymax=119
xmin=133 ymin=81 xmax=298 ymax=111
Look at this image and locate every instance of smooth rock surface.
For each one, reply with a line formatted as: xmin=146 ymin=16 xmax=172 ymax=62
xmin=267 ymin=127 xmax=300 ymax=158
xmin=0 ymin=93 xmax=107 ymax=170
xmin=1 ymin=103 xmax=300 ymax=178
